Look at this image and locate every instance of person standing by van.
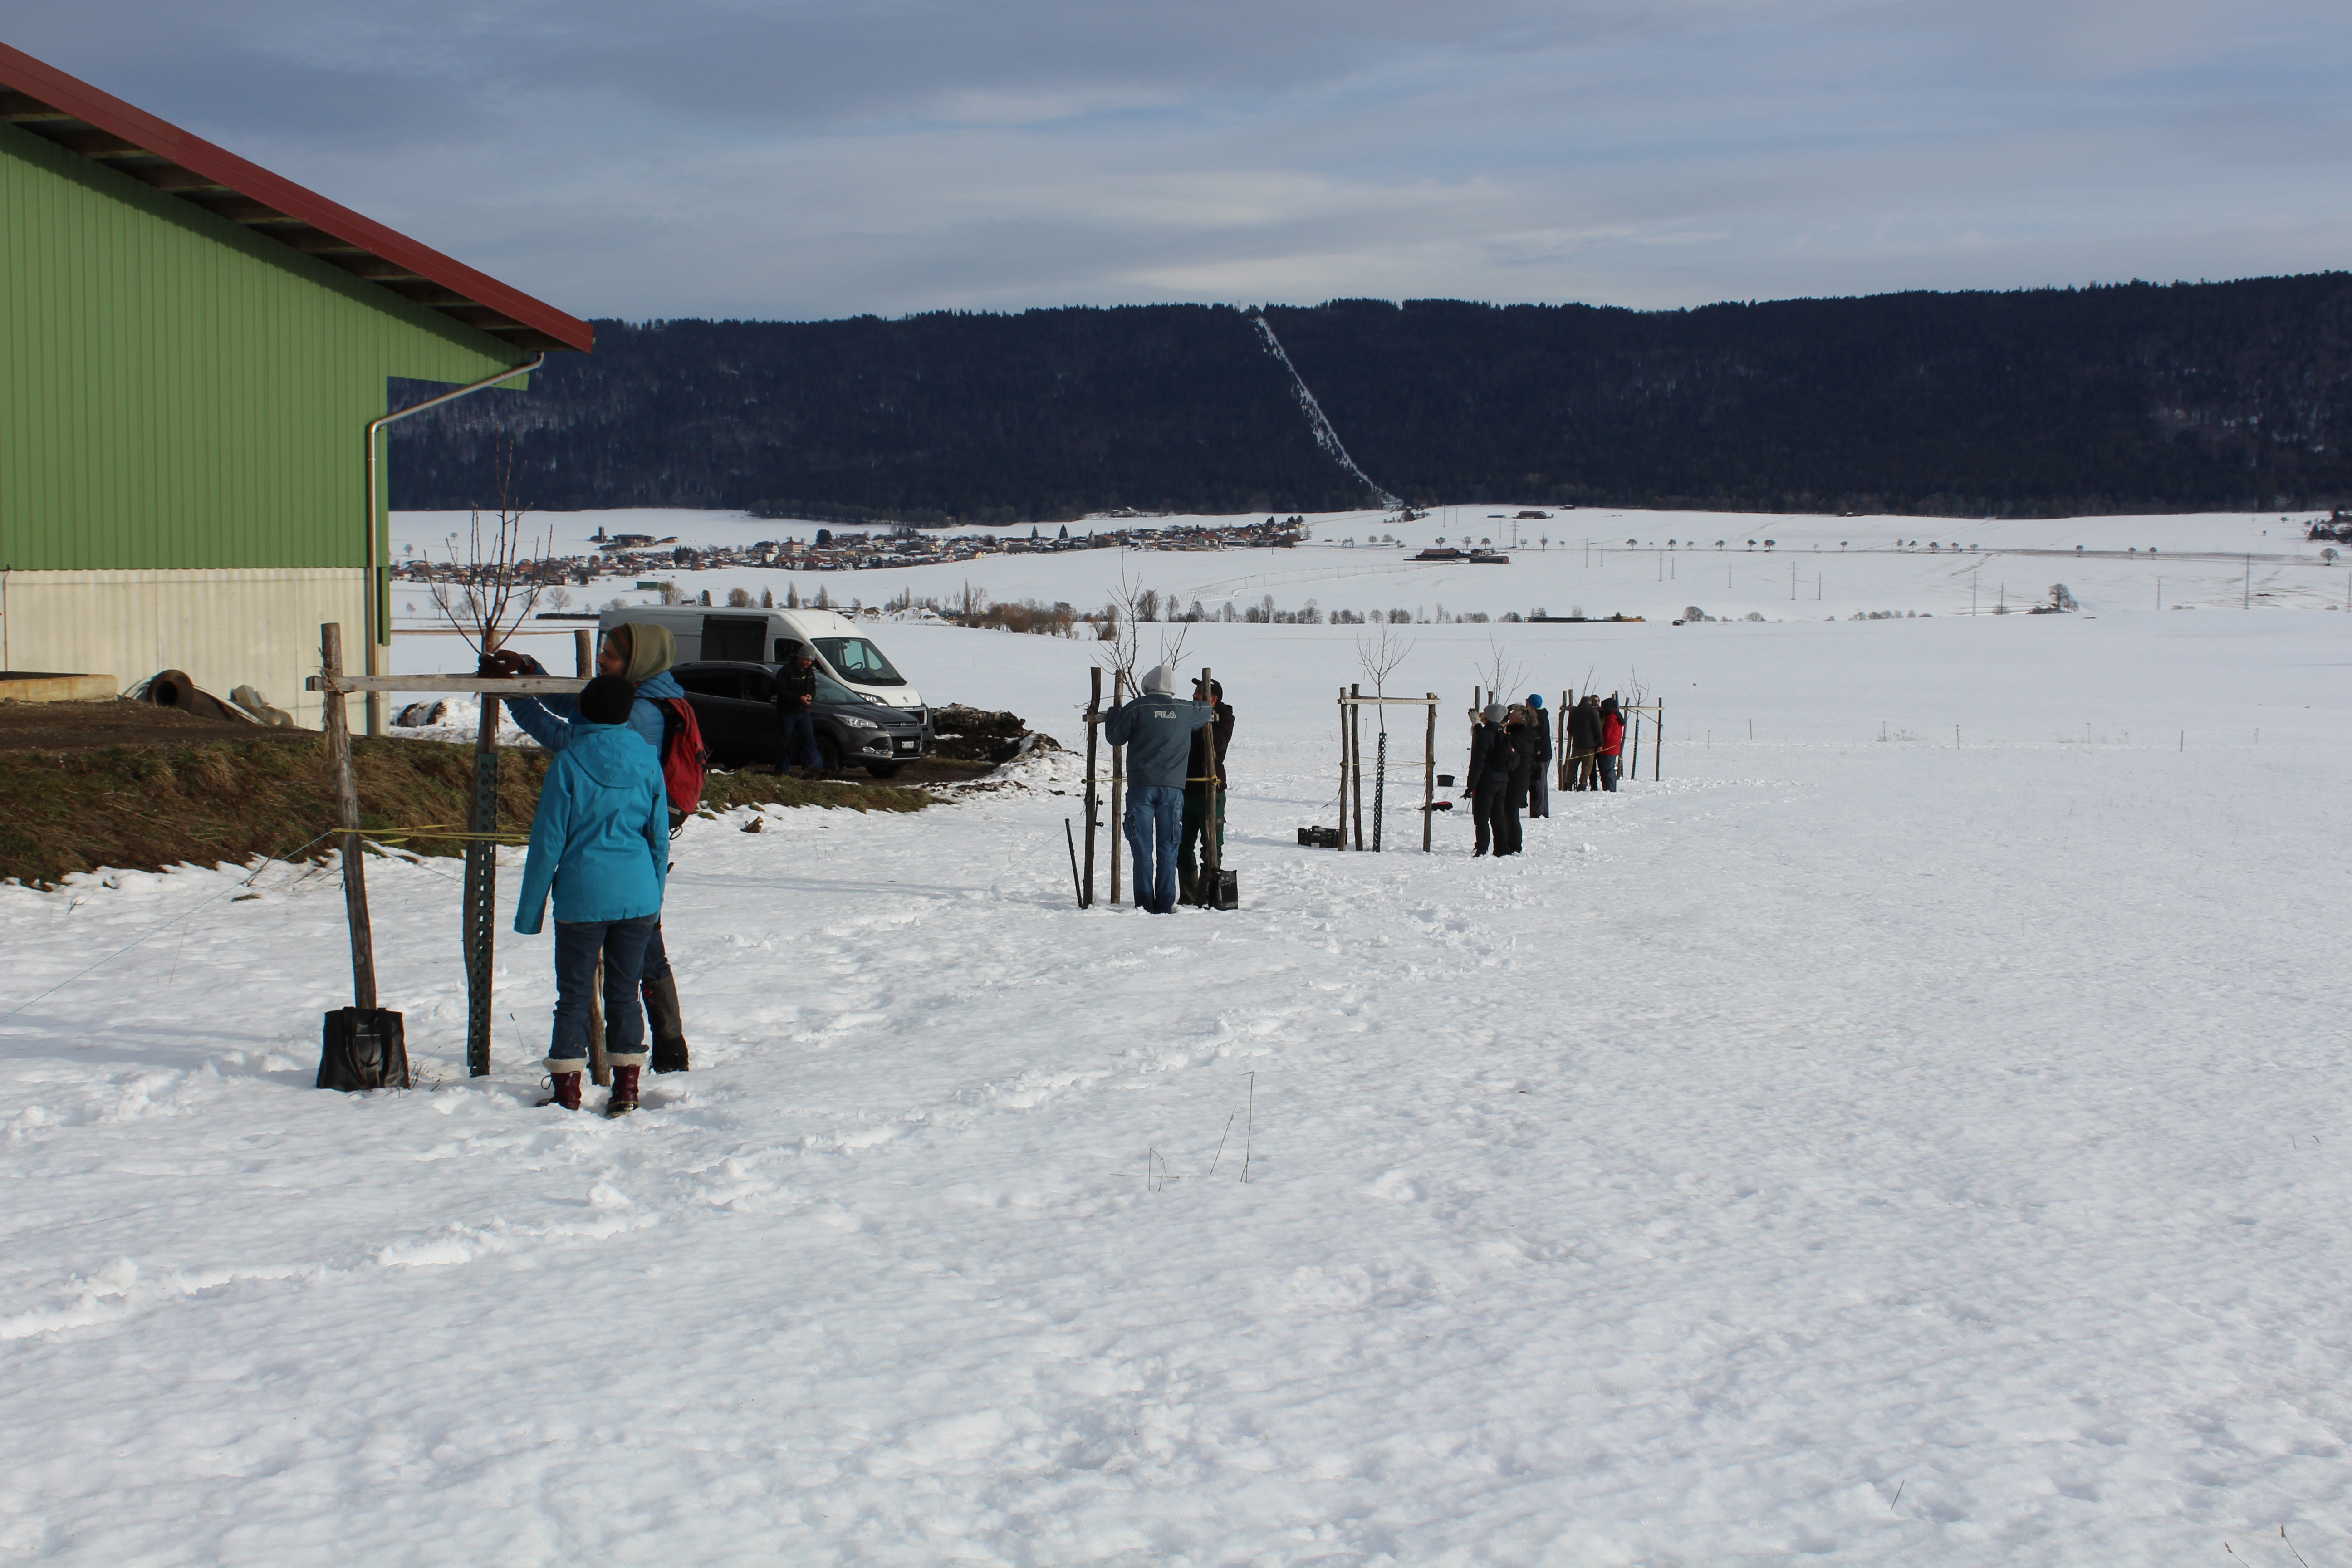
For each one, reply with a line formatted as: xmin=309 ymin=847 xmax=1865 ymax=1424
xmin=488 ymin=623 xmax=696 ymax=1074
xmin=774 ymin=642 xmax=824 ymax=775
xmin=1104 ymin=665 xmax=1216 ymax=914
xmin=513 ymin=674 xmax=668 ymax=1115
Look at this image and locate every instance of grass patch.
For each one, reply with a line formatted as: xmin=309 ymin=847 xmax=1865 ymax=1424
xmin=0 ymin=736 xmax=941 ymax=886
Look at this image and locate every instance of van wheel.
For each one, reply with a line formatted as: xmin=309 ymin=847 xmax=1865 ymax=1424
xmin=863 ymin=763 xmax=902 ymax=779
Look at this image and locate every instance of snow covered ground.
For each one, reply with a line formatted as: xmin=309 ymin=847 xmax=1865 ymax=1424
xmin=6 ymin=510 xmax=2351 ymax=1565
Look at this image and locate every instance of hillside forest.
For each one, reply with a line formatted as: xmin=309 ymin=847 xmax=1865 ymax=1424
xmin=390 ymin=274 xmax=2352 ymax=522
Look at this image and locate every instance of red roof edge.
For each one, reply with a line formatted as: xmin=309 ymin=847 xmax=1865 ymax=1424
xmin=0 ymin=40 xmax=592 ymax=353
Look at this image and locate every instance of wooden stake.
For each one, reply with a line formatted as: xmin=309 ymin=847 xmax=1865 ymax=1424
xmin=1349 ymin=684 xmax=1365 ymax=850
xmin=1200 ymin=667 xmax=1221 ymax=890
xmin=1082 ymin=666 xmax=1100 ymax=908
xmin=462 ymin=640 xmax=503 ymax=1076
xmin=1629 ymin=702 xmax=1642 ymax=781
xmin=571 ymin=627 xmax=610 ymax=1085
xmin=1421 ymin=694 xmax=1436 ymax=852
xmin=319 ymin=623 xmax=378 ymax=1011
xmin=1558 ymin=689 xmax=1569 ymax=791
xmin=1109 ymin=671 xmax=1125 ymax=905
xmin=1336 ymin=686 xmax=1350 ymax=848
xmin=1655 ymin=699 xmax=1664 ymax=782
xmin=587 ymin=956 xmax=610 ymax=1087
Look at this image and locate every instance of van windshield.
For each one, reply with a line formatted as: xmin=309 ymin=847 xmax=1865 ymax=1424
xmin=813 ymin=637 xmax=905 ymax=686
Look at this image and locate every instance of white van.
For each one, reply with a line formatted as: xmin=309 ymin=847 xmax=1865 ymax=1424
xmin=595 ymin=606 xmax=926 ymax=710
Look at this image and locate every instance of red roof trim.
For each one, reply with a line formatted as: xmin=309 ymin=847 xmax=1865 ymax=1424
xmin=0 ymin=40 xmax=592 ymax=353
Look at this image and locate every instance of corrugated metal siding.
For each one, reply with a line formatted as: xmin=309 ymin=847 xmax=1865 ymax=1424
xmin=0 ymin=122 xmax=532 ymax=590
xmin=0 ymin=567 xmax=366 ymax=730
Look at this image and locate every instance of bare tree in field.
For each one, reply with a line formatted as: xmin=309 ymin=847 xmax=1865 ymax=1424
xmin=431 ymin=452 xmax=551 ymax=657
xmin=1478 ymin=636 xmax=1529 ymax=708
xmin=1097 ymin=557 xmax=1190 ymax=698
xmin=1357 ymin=621 xmax=1415 ymax=736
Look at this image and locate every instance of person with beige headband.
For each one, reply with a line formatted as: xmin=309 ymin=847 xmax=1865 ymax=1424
xmin=491 ymin=622 xmax=696 ymax=1079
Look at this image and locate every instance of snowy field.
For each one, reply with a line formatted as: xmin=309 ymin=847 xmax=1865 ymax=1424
xmin=387 ymin=502 xmax=2352 ymax=642
xmin=5 ymin=509 xmax=2351 ymax=1565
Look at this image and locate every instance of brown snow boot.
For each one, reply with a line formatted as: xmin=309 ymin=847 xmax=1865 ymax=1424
xmin=605 ymin=1063 xmax=642 ymax=1117
xmin=539 ymin=1063 xmax=583 ymax=1111
xmin=643 ymin=975 xmax=691 ymax=1074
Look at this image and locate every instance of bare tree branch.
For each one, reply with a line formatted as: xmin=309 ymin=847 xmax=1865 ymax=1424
xmin=429 ymin=446 xmax=550 ymax=657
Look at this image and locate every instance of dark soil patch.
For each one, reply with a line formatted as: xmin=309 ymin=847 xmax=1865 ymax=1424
xmin=0 ymin=698 xmax=307 ymax=753
xmin=2 ymin=730 xmax=941 ymax=886
xmin=931 ymin=705 xmax=1030 ymax=764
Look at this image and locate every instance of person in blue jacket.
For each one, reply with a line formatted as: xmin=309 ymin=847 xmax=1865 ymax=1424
xmin=1103 ymin=663 xmax=1215 ymax=914
xmin=488 ymin=622 xmax=695 ymax=1073
xmin=514 ymin=674 xmax=669 ymax=1115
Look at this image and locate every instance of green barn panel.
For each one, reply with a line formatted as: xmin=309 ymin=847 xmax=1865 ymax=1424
xmin=0 ymin=121 xmax=533 ymax=619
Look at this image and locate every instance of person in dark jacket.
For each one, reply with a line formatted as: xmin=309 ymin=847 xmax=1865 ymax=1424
xmin=1461 ymin=703 xmax=1518 ymax=856
xmin=1598 ymin=695 xmax=1626 ymax=792
xmin=514 ymin=674 xmax=668 ymax=1116
xmin=1103 ymin=664 xmax=1215 ymax=913
xmin=773 ymin=642 xmax=823 ymax=774
xmin=1567 ymin=693 xmax=1603 ymax=791
xmin=1497 ymin=706 xmax=1533 ymax=853
xmin=1178 ymin=677 xmax=1233 ymax=904
xmin=1524 ymin=694 xmax=1553 ymax=818
xmin=489 ymin=622 xmax=696 ymax=1074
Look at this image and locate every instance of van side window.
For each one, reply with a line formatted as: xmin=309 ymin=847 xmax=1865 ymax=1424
xmin=702 ymin=615 xmax=767 ymax=663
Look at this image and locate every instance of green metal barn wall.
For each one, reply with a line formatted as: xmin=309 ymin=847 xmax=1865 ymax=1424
xmin=0 ymin=121 xmax=531 ymax=611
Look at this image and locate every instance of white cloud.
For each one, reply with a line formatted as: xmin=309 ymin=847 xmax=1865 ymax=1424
xmin=6 ymin=0 xmax=2349 ymax=317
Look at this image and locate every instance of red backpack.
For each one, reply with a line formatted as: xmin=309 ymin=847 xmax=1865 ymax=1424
xmin=652 ymin=697 xmax=708 ymax=828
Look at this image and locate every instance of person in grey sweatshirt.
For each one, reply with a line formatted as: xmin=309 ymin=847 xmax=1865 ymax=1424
xmin=1102 ymin=663 xmax=1215 ymax=913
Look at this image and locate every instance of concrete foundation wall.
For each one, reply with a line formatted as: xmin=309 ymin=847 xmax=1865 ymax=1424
xmin=0 ymin=568 xmax=367 ymax=730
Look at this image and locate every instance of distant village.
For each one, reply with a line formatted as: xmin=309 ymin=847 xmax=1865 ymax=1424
xmin=391 ymin=513 xmax=1312 ymax=591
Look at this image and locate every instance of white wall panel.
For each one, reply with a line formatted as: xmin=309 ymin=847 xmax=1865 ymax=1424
xmin=0 ymin=568 xmax=368 ymax=730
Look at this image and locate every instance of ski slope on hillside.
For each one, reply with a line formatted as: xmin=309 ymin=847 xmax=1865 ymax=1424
xmin=6 ymin=513 xmax=2351 ymax=1565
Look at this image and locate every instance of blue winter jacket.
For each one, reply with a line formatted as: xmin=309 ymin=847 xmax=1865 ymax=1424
xmin=513 ymin=723 xmax=669 ymax=935
xmin=507 ymin=668 xmax=686 ymax=757
xmin=1104 ymin=692 xmax=1215 ymax=788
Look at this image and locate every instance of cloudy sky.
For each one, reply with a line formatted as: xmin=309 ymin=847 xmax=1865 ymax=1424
xmin=9 ymin=1 xmax=2349 ymax=322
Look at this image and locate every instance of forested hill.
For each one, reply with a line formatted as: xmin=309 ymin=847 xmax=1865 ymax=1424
xmin=390 ymin=274 xmax=2352 ymax=521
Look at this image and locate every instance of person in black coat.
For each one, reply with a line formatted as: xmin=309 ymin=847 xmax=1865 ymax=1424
xmin=1179 ymin=679 xmax=1233 ymax=903
xmin=1566 ymin=693 xmax=1603 ymax=791
xmin=1461 ymin=704 xmax=1521 ymax=856
xmin=1524 ymin=694 xmax=1553 ymax=818
xmin=1496 ymin=706 xmax=1533 ymax=854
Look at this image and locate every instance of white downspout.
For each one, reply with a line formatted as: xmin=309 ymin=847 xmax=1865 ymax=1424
xmin=362 ymin=351 xmax=546 ymax=734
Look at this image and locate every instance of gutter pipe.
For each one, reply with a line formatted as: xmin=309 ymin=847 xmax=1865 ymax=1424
xmin=361 ymin=353 xmax=545 ymax=734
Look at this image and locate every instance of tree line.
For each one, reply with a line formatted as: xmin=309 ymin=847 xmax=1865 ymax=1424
xmin=389 ymin=275 xmax=2352 ymax=520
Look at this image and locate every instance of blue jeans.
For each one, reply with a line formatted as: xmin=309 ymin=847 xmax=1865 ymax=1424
xmin=777 ymin=712 xmax=822 ymax=770
xmin=549 ymin=915 xmax=659 ymax=1068
xmin=1123 ymin=784 xmax=1184 ymax=912
xmin=1599 ymin=754 xmax=1620 ymax=792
